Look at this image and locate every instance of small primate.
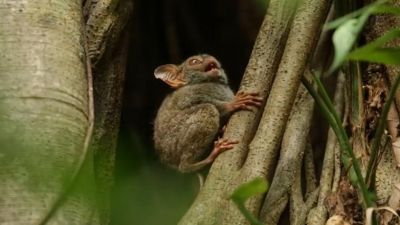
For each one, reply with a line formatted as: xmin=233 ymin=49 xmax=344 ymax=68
xmin=153 ymin=54 xmax=262 ymax=172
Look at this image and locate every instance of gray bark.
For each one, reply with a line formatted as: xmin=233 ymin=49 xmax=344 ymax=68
xmin=0 ymin=0 xmax=95 ymax=224
xmin=0 ymin=0 xmax=132 ymax=224
xmin=179 ymin=0 xmax=297 ymax=224
xmin=91 ymin=28 xmax=131 ymax=225
xmin=179 ymin=0 xmax=332 ymax=224
xmin=86 ymin=1 xmax=133 ymax=224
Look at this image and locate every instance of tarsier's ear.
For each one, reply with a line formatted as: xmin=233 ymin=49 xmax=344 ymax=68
xmin=154 ymin=64 xmax=187 ymax=88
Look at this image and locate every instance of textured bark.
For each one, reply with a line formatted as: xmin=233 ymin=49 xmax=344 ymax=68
xmin=178 ymin=0 xmax=296 ymax=224
xmin=179 ymin=0 xmax=332 ymax=224
xmin=229 ymin=1 xmax=331 ymax=222
xmin=307 ymin=72 xmax=345 ymax=225
xmin=87 ymin=1 xmax=133 ymax=224
xmin=363 ymin=0 xmax=400 ymax=210
xmin=0 ymin=0 xmax=95 ymax=224
xmin=260 ymin=84 xmax=316 ymax=225
xmin=364 ymin=0 xmax=400 ymax=110
xmin=349 ymin=63 xmax=369 ymax=170
xmin=0 ymin=0 xmax=131 ymax=224
xmin=242 ymin=0 xmax=330 ymax=181
xmin=85 ymin=0 xmax=125 ymax=65
xmin=91 ymin=30 xmax=130 ymax=225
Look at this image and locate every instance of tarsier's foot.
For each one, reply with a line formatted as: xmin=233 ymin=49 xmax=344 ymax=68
xmin=209 ymin=138 xmax=239 ymax=161
xmin=226 ymin=92 xmax=263 ymax=112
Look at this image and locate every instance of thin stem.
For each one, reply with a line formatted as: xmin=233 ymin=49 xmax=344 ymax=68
xmin=302 ymin=77 xmax=373 ymax=208
xmin=366 ymin=73 xmax=400 ymax=186
xmin=312 ymin=71 xmax=343 ymax=124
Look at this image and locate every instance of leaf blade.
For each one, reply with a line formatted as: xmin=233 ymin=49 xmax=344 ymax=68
xmin=230 ymin=177 xmax=269 ymax=203
xmin=349 ymin=48 xmax=400 ymax=65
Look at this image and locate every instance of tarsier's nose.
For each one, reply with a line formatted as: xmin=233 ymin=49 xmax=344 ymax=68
xmin=205 ymin=62 xmax=218 ymax=72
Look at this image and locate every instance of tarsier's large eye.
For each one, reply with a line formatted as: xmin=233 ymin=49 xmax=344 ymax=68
xmin=188 ymin=58 xmax=201 ymax=65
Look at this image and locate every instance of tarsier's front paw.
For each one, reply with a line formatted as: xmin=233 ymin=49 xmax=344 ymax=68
xmin=210 ymin=138 xmax=239 ymax=160
xmin=227 ymin=92 xmax=263 ymax=112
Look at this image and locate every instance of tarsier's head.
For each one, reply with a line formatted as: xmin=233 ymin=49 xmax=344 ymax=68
xmin=154 ymin=54 xmax=228 ymax=88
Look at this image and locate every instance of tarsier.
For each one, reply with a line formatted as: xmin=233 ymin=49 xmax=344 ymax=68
xmin=153 ymin=54 xmax=262 ymax=172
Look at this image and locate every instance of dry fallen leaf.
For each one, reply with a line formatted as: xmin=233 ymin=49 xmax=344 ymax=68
xmin=326 ymin=215 xmax=350 ymax=225
xmin=381 ymin=184 xmax=400 ymax=224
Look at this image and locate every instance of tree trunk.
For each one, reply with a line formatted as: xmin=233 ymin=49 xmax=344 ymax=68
xmin=85 ymin=1 xmax=132 ymax=224
xmin=179 ymin=0 xmax=331 ymax=224
xmin=0 ymin=0 xmax=95 ymax=224
xmin=0 ymin=0 xmax=132 ymax=224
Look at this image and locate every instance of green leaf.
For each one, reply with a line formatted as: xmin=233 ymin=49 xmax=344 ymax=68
xmin=351 ymin=29 xmax=400 ymax=53
xmin=348 ymin=29 xmax=400 ymax=65
xmin=230 ymin=178 xmax=268 ymax=225
xmin=349 ymin=48 xmax=400 ymax=65
xmin=328 ymin=19 xmax=359 ymax=74
xmin=325 ymin=8 xmax=364 ymax=30
xmin=326 ymin=0 xmax=397 ymax=74
xmin=327 ymin=1 xmax=386 ymax=74
xmin=302 ymin=75 xmax=374 ymax=208
xmin=325 ymin=0 xmax=388 ymax=30
xmin=230 ymin=178 xmax=268 ymax=203
xmin=372 ymin=5 xmax=400 ymax=15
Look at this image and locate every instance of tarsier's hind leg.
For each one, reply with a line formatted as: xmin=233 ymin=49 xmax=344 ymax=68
xmin=176 ymin=104 xmax=220 ymax=172
xmin=177 ymin=104 xmax=237 ymax=172
xmin=179 ymin=138 xmax=239 ymax=172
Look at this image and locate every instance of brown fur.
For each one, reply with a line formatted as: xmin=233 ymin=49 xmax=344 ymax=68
xmin=153 ymin=55 xmax=235 ymax=172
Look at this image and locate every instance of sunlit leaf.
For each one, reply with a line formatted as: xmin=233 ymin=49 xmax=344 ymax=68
xmin=326 ymin=0 xmax=397 ymax=74
xmin=325 ymin=8 xmax=364 ymax=30
xmin=325 ymin=0 xmax=388 ymax=30
xmin=328 ymin=19 xmax=359 ymax=74
xmin=231 ymin=177 xmax=268 ymax=203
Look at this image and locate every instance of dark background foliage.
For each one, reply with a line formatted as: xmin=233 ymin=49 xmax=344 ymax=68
xmin=112 ymin=1 xmax=265 ymax=224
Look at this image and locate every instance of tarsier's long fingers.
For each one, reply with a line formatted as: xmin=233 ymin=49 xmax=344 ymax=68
xmin=234 ymin=98 xmax=262 ymax=106
xmin=227 ymin=92 xmax=263 ymax=112
xmin=231 ymin=104 xmax=253 ymax=111
xmin=214 ymin=138 xmax=239 ymax=149
xmin=235 ymin=92 xmax=263 ymax=101
xmin=236 ymin=91 xmax=259 ymax=96
xmin=210 ymin=138 xmax=239 ymax=159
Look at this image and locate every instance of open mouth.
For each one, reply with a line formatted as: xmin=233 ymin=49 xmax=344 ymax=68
xmin=204 ymin=62 xmax=219 ymax=73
